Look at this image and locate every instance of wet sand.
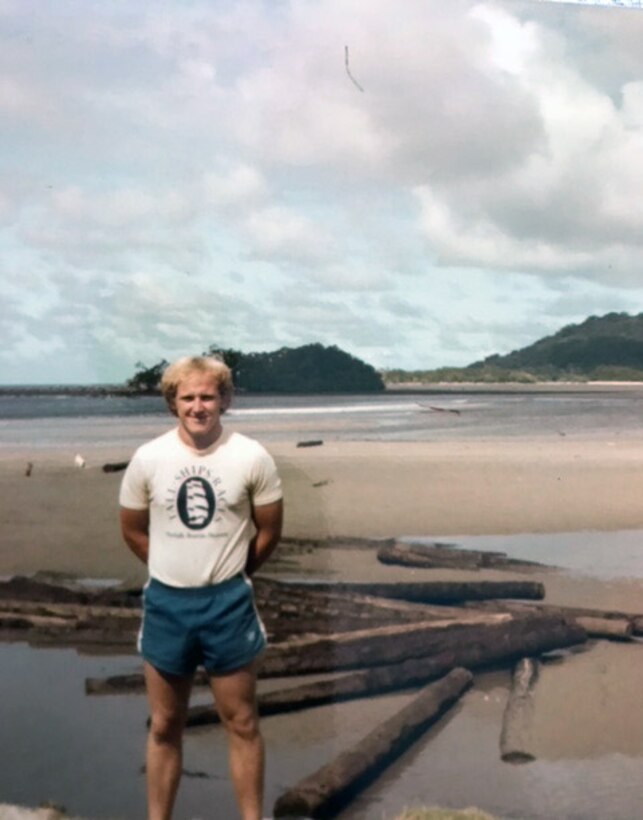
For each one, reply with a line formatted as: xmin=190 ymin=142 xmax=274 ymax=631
xmin=3 ymin=433 xmax=643 ymax=587
xmin=1 ymin=434 xmax=643 ymax=818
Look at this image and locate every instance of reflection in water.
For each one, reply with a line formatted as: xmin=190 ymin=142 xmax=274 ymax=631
xmin=345 ymin=666 xmax=643 ymax=820
xmin=2 ymin=640 xmax=642 ymax=819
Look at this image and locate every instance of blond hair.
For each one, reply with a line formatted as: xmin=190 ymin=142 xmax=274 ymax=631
xmin=160 ymin=356 xmax=233 ymax=413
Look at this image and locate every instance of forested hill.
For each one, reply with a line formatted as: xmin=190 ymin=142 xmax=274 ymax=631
xmin=128 ymin=343 xmax=384 ymax=393
xmin=473 ymin=312 xmax=643 ymax=379
xmin=384 ymin=312 xmax=643 ymax=384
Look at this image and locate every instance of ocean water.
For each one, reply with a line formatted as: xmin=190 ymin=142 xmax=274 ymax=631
xmin=409 ymin=530 xmax=643 ymax=582
xmin=2 ymin=386 xmax=643 ymax=449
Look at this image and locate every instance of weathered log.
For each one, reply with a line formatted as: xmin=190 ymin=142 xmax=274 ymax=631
xmin=296 ymin=440 xmax=323 ymax=448
xmin=277 ymin=535 xmax=400 ymax=555
xmin=0 ymin=576 xmax=142 ymax=609
xmin=273 ymin=668 xmax=472 ymax=818
xmin=0 ymin=588 xmax=434 ymax=648
xmin=0 ymin=612 xmax=74 ymax=630
xmin=0 ymin=599 xmax=142 ymax=622
xmin=273 ymin=668 xmax=473 ymax=818
xmin=86 ymin=616 xmax=499 ymax=694
xmin=421 ymin=404 xmax=462 ymax=415
xmin=261 ymin=610 xmax=586 ymax=676
xmin=377 ymin=541 xmax=544 ymax=570
xmin=186 ymin=613 xmax=585 ymax=725
xmin=87 ymin=611 xmax=585 ymax=696
xmin=278 ymin=579 xmax=545 ymax=604
xmin=575 ymin=617 xmax=633 ymax=641
xmin=500 ymin=658 xmax=539 ymax=763
xmin=260 ymin=614 xmax=517 ymax=677
xmin=102 ymin=461 xmax=129 ymax=473
xmin=86 ymin=668 xmax=210 ymax=695
xmin=0 ymin=577 xmax=93 ymax=604
xmin=0 ymin=582 xmax=427 ymax=637
xmin=0 ymin=597 xmax=141 ymax=648
xmin=461 ymin=601 xmax=639 ymax=640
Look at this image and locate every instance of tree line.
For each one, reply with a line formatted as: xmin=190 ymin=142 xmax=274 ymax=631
xmin=127 ymin=343 xmax=384 ymax=394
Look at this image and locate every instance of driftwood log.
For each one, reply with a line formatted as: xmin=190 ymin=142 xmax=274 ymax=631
xmin=0 ymin=576 xmax=142 ymax=608
xmin=500 ymin=658 xmax=539 ymax=763
xmin=88 ymin=610 xmax=585 ymax=698
xmin=0 ymin=578 xmax=442 ymax=654
xmin=378 ymin=541 xmax=544 ymax=570
xmin=102 ymin=461 xmax=130 ymax=473
xmin=86 ymin=668 xmax=209 ymax=696
xmin=273 ymin=668 xmax=473 ymax=819
xmin=0 ymin=599 xmax=141 ymax=625
xmin=461 ymin=600 xmax=640 ymax=640
xmin=575 ymin=617 xmax=632 ymax=641
xmin=281 ymin=579 xmax=546 ymax=604
xmin=185 ymin=612 xmax=585 ymax=725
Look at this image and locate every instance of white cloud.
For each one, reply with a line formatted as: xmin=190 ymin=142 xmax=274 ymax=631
xmin=242 ymin=205 xmax=333 ymax=265
xmin=3 ymin=0 xmax=643 ymax=382
xmin=411 ymin=2 xmax=643 ymax=281
xmin=203 ymin=164 xmax=268 ymax=208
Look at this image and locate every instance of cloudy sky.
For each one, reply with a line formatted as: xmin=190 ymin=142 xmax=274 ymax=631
xmin=2 ymin=0 xmax=643 ymax=384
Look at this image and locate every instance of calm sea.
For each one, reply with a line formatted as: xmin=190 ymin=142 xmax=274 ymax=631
xmin=2 ymin=386 xmax=643 ymax=449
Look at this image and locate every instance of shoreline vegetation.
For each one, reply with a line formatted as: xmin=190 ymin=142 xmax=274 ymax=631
xmin=6 ymin=311 xmax=643 ymax=395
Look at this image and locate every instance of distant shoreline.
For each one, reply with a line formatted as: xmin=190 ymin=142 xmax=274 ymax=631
xmin=384 ymin=380 xmax=643 ymax=394
xmin=2 ymin=380 xmax=643 ymax=397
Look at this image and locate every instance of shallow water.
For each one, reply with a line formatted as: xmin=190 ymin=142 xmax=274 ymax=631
xmin=344 ymin=665 xmax=643 ymax=820
xmin=2 ymin=638 xmax=641 ymax=820
xmin=3 ymin=388 xmax=643 ymax=450
xmin=409 ymin=530 xmax=643 ymax=581
xmin=0 ymin=641 xmax=418 ymax=819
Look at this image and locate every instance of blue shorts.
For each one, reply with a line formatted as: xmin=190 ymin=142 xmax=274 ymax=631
xmin=139 ymin=575 xmax=266 ymax=677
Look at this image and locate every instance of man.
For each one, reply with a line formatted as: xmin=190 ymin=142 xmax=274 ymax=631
xmin=119 ymin=356 xmax=283 ymax=820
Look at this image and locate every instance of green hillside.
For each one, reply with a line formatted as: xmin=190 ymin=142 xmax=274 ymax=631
xmin=384 ymin=312 xmax=643 ymax=384
xmin=471 ymin=312 xmax=643 ymax=379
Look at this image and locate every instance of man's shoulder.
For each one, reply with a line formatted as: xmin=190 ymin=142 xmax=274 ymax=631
xmin=132 ymin=428 xmax=179 ymax=460
xmin=223 ymin=430 xmax=270 ymax=457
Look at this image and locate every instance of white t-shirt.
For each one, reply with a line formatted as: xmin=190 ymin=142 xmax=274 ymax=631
xmin=119 ymin=428 xmax=282 ymax=587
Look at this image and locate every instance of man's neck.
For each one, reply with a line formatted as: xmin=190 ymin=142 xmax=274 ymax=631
xmin=177 ymin=423 xmax=224 ymax=451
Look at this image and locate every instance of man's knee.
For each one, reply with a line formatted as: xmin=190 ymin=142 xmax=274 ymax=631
xmin=219 ymin=703 xmax=260 ymax=742
xmin=148 ymin=710 xmax=185 ymax=746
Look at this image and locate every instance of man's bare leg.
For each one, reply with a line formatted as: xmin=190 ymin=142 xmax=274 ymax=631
xmin=144 ymin=662 xmax=193 ymax=820
xmin=210 ymin=662 xmax=263 ymax=820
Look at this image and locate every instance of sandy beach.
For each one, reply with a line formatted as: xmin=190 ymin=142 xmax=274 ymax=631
xmin=1 ymin=430 xmax=643 ymax=818
xmin=3 ymin=433 xmax=643 ymax=584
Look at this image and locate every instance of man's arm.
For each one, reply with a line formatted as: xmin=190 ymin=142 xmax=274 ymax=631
xmin=120 ymin=507 xmax=150 ymax=565
xmin=245 ymin=499 xmax=283 ymax=576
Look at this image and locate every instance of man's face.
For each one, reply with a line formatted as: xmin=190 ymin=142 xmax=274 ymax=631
xmin=174 ymin=372 xmax=228 ymax=447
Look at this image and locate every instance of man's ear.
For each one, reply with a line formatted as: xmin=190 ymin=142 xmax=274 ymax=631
xmin=220 ymin=392 xmax=232 ymax=413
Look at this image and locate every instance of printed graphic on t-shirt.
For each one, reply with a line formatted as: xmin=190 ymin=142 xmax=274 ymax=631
xmin=165 ymin=465 xmax=228 ymax=534
xmin=177 ymin=476 xmax=215 ymax=529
